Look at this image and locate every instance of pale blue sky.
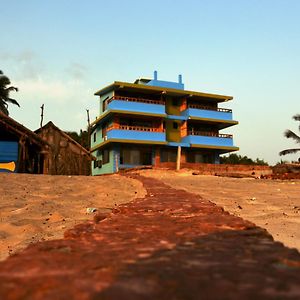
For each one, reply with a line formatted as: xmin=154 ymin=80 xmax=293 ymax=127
xmin=1 ymin=0 xmax=300 ymax=164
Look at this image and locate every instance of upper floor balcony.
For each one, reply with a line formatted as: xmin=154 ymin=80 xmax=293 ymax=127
xmin=182 ymin=103 xmax=234 ymax=122
xmin=105 ymin=96 xmax=166 ymax=116
xmin=105 ymin=124 xmax=166 ymax=145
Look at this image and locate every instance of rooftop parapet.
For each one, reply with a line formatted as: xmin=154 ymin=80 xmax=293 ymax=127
xmin=136 ymin=71 xmax=184 ymax=90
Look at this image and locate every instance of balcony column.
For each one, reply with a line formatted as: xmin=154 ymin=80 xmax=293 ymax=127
xmin=214 ymin=152 xmax=220 ymax=164
xmin=180 ymin=121 xmax=187 ymax=137
xmin=180 ymin=98 xmax=187 ymax=112
xmin=176 ymin=146 xmax=181 ymax=171
xmin=114 ymin=116 xmax=120 ymax=129
xmin=154 ymin=147 xmax=160 ymax=166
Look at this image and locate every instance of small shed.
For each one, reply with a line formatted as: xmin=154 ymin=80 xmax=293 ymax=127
xmin=0 ymin=112 xmax=49 ymax=173
xmin=35 ymin=121 xmax=94 ymax=175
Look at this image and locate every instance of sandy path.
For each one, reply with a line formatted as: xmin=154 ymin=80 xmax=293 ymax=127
xmin=140 ymin=169 xmax=300 ymax=251
xmin=0 ymin=173 xmax=145 ymax=261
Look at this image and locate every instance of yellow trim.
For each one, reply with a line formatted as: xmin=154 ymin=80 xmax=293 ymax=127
xmin=190 ymin=144 xmax=239 ymax=151
xmin=94 ymin=81 xmax=233 ymax=102
xmin=91 ymin=139 xmax=168 ymax=152
xmin=189 ymin=116 xmax=239 ymax=125
xmin=91 ymin=110 xmax=110 ymax=127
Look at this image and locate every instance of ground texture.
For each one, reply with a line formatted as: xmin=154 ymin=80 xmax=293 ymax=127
xmin=0 ymin=173 xmax=145 ymax=260
xmin=0 ymin=173 xmax=299 ymax=299
xmin=141 ymin=169 xmax=300 ymax=251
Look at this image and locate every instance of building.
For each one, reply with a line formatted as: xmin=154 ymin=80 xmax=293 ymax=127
xmin=0 ymin=113 xmax=94 ymax=175
xmin=90 ymin=72 xmax=238 ymax=175
xmin=0 ymin=112 xmax=49 ymax=173
xmin=35 ymin=121 xmax=94 ymax=175
xmin=35 ymin=122 xmax=94 ymax=175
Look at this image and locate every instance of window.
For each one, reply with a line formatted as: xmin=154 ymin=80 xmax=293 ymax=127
xmin=102 ymin=96 xmax=109 ymax=112
xmin=172 ymin=98 xmax=179 ymax=106
xmin=93 ymin=132 xmax=96 ymax=142
xmin=119 ymin=118 xmax=152 ymax=128
xmin=186 ymin=151 xmax=213 ymax=163
xmin=93 ymin=160 xmax=102 ymax=168
xmin=102 ymin=122 xmax=107 ymax=138
xmin=120 ymin=147 xmax=152 ymax=165
xmin=160 ymin=149 xmax=177 ymax=162
xmin=173 ymin=122 xmax=178 ymax=129
xmin=102 ymin=149 xmax=109 ymax=164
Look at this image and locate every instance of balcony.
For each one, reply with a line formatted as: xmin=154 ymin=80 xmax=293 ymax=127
xmin=182 ymin=104 xmax=234 ymax=122
xmin=106 ymin=96 xmax=166 ymax=116
xmin=106 ymin=125 xmax=166 ymax=144
xmin=182 ymin=131 xmax=236 ymax=148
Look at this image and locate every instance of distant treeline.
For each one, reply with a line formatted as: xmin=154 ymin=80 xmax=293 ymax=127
xmin=220 ymin=154 xmax=268 ymax=165
xmin=65 ymin=130 xmax=89 ymax=150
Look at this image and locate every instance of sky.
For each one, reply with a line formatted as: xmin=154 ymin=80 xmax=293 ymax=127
xmin=1 ymin=0 xmax=300 ymax=165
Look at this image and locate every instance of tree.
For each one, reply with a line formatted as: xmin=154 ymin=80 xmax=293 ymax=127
xmin=279 ymin=114 xmax=300 ymax=160
xmin=0 ymin=70 xmax=19 ymax=115
xmin=220 ymin=153 xmax=268 ymax=165
xmin=65 ymin=130 xmax=89 ymax=150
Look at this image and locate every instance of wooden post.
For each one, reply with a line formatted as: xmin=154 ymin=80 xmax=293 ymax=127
xmin=86 ymin=109 xmax=91 ymax=150
xmin=115 ymin=153 xmax=119 ymax=173
xmin=40 ymin=104 xmax=44 ymax=128
xmin=176 ymin=146 xmax=181 ymax=171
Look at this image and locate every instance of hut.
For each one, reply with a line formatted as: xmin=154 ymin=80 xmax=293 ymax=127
xmin=0 ymin=112 xmax=49 ymax=173
xmin=35 ymin=121 xmax=94 ymax=175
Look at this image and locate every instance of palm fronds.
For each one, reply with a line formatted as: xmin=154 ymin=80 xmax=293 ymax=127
xmin=0 ymin=70 xmax=19 ymax=115
xmin=284 ymin=130 xmax=300 ymax=144
xmin=279 ymin=148 xmax=300 ymax=156
xmin=280 ymin=115 xmax=300 ymax=158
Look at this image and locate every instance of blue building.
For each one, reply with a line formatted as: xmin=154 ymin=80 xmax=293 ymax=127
xmin=90 ymin=72 xmax=238 ymax=175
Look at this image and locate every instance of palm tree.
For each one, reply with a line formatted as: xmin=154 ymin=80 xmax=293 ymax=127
xmin=279 ymin=114 xmax=300 ymax=160
xmin=0 ymin=70 xmax=19 ymax=115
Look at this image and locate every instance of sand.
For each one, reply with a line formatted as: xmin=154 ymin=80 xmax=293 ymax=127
xmin=1 ymin=169 xmax=299 ymax=261
xmin=0 ymin=173 xmax=145 ymax=261
xmin=140 ymin=169 xmax=300 ymax=251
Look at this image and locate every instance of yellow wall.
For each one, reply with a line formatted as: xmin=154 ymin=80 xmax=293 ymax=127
xmin=165 ymin=97 xmax=181 ymax=115
xmin=166 ymin=120 xmax=181 ymax=142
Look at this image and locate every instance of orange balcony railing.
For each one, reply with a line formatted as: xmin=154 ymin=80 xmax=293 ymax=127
xmin=188 ymin=104 xmax=232 ymax=113
xmin=188 ymin=131 xmax=232 ymax=138
xmin=108 ymin=96 xmax=164 ymax=105
xmin=116 ymin=125 xmax=164 ymax=132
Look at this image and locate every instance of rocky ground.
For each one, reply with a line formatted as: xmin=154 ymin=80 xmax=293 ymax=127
xmin=0 ymin=173 xmax=299 ymax=299
xmin=1 ymin=169 xmax=300 ymax=262
xmin=140 ymin=169 xmax=300 ymax=251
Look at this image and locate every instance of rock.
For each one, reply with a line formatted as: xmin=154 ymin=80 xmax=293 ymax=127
xmin=86 ymin=207 xmax=97 ymax=214
xmin=94 ymin=213 xmax=107 ymax=223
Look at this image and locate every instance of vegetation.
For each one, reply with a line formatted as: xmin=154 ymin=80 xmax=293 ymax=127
xmin=65 ymin=130 xmax=89 ymax=150
xmin=279 ymin=114 xmax=300 ymax=161
xmin=0 ymin=70 xmax=19 ymax=115
xmin=220 ymin=153 xmax=268 ymax=165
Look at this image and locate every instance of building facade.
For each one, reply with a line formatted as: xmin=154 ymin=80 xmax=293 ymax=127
xmin=90 ymin=72 xmax=238 ymax=175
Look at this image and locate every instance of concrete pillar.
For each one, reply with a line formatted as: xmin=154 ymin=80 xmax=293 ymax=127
xmin=176 ymin=146 xmax=181 ymax=171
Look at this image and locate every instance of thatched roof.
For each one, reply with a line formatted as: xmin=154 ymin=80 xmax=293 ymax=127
xmin=35 ymin=121 xmax=94 ymax=159
xmin=0 ymin=112 xmax=49 ymax=148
